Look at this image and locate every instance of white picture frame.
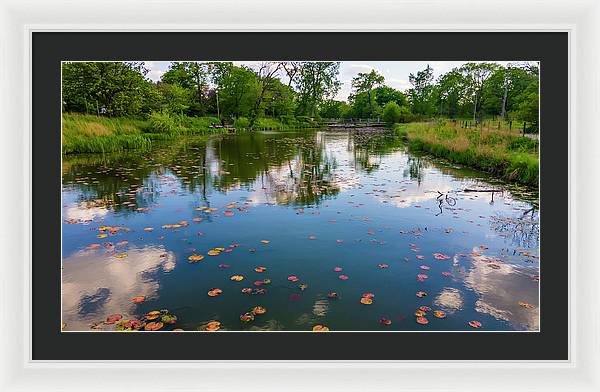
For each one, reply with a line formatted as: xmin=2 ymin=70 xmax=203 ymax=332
xmin=1 ymin=0 xmax=597 ymax=390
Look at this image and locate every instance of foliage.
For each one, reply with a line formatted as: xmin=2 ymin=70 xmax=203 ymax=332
xmin=382 ymin=102 xmax=402 ymax=124
xmin=350 ymin=70 xmax=385 ymax=119
xmin=62 ymin=62 xmax=157 ymax=117
xmin=396 ymin=122 xmax=538 ymax=186
xmin=293 ymin=62 xmax=341 ymax=117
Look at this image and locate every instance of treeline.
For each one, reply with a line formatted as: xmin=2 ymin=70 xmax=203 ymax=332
xmin=328 ymin=62 xmax=539 ymax=132
xmin=62 ymin=61 xmax=341 ymax=129
xmin=62 ymin=61 xmax=539 ymax=131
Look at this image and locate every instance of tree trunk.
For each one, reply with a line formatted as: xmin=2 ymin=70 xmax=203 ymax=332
xmin=500 ymin=70 xmax=509 ymax=120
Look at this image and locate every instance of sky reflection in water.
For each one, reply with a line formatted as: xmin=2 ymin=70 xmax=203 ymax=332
xmin=62 ymin=130 xmax=539 ymax=331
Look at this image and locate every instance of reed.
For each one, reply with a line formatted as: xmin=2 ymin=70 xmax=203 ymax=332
xmin=396 ymin=121 xmax=539 ymax=187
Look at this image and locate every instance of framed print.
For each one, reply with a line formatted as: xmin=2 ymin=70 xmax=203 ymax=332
xmin=1 ymin=0 xmax=599 ymax=391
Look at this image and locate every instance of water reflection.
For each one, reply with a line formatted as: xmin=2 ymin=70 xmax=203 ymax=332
xmin=62 ymin=129 xmax=540 ymax=331
xmin=62 ymin=246 xmax=176 ymax=330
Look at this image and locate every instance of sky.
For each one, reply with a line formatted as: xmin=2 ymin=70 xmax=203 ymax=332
xmin=144 ymin=61 xmax=518 ymax=101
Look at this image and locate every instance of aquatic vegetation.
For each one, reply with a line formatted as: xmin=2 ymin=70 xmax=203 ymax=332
xmin=396 ymin=122 xmax=539 ymax=186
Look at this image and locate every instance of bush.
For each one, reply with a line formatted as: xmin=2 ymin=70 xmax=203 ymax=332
xmin=382 ymin=102 xmax=401 ymax=124
xmin=234 ymin=117 xmax=250 ymax=129
xmin=147 ymin=111 xmax=181 ymax=134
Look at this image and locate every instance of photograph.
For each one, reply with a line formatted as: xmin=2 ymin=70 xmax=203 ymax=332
xmin=60 ymin=60 xmax=540 ymax=333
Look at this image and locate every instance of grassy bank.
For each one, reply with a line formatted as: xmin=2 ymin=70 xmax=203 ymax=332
xmin=395 ymin=121 xmax=539 ymax=187
xmin=63 ymin=113 xmax=321 ymax=154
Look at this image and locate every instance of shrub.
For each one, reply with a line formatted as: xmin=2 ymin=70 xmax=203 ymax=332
xmin=382 ymin=102 xmax=401 ymax=124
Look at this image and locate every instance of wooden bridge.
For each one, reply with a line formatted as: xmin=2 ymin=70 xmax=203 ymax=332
xmin=322 ymin=118 xmax=387 ymax=128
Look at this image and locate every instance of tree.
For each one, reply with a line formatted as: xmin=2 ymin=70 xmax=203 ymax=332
xmin=435 ymin=69 xmax=465 ymax=117
xmin=248 ymin=62 xmax=283 ymax=128
xmin=157 ymin=83 xmax=192 ymax=114
xmin=351 ymin=70 xmax=385 ymax=118
xmin=293 ymin=62 xmax=341 ymax=117
xmin=62 ymin=61 xmax=154 ymax=116
xmin=458 ymin=62 xmax=499 ymax=121
xmin=373 ymin=86 xmax=408 ymax=108
xmin=382 ymin=102 xmax=401 ymax=124
xmin=515 ymin=80 xmax=539 ymax=132
xmin=212 ymin=64 xmax=258 ymax=118
xmin=408 ymin=65 xmax=435 ymax=116
xmin=162 ymin=62 xmax=210 ymax=113
xmin=319 ymin=100 xmax=350 ymax=119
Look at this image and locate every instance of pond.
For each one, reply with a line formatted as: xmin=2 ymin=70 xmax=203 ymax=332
xmin=62 ymin=129 xmax=540 ymax=332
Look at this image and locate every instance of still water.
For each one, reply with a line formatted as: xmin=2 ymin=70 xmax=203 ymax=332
xmin=62 ymin=130 xmax=540 ymax=331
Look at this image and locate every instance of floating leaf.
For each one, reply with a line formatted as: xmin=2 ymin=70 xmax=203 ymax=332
xmin=312 ymin=325 xmax=329 ymax=332
xmin=377 ymin=263 xmax=389 ymax=269
xmin=241 ymin=288 xmax=252 ymax=294
xmin=414 ymin=310 xmax=426 ymax=317
xmin=518 ymin=301 xmax=535 ymax=309
xmin=308 ymin=235 xmax=317 ymax=240
xmin=415 ymin=291 xmax=428 ymax=298
xmin=230 ymin=275 xmax=244 ymax=281
xmin=240 ymin=312 xmax=255 ymax=322
xmin=419 ymin=306 xmax=432 ymax=312
xmin=360 ymin=297 xmax=373 ymax=305
xmin=205 ymin=321 xmax=221 ymax=331
xmin=207 ymin=249 xmax=221 ymax=256
xmin=143 ymin=227 xmax=154 ymax=231
xmin=333 ymin=267 xmax=343 ymax=272
xmin=379 ymin=318 xmax=392 ymax=326
xmin=115 ymin=253 xmax=128 ymax=259
xmin=433 ymin=253 xmax=451 ymax=260
xmin=223 ymin=211 xmax=234 ymax=217
xmin=433 ymin=310 xmax=446 ymax=319
xmin=338 ymin=274 xmax=349 ymax=280
xmin=254 ymin=266 xmax=267 ymax=273
xmin=207 ymin=288 xmax=223 ymax=297
xmin=145 ymin=311 xmax=161 ymax=320
xmin=251 ymin=306 xmax=266 ymax=315
xmin=327 ymin=292 xmax=339 ymax=299
xmin=145 ymin=321 xmax=164 ymax=331
xmin=106 ymin=314 xmax=123 ymax=324
xmin=416 ymin=317 xmax=429 ymax=325
xmin=419 ymin=265 xmax=430 ymax=270
xmin=132 ymin=296 xmax=145 ymax=304
xmin=287 ymin=276 xmax=300 ymax=282
xmin=161 ymin=314 xmax=178 ymax=324
xmin=188 ymin=254 xmax=205 ymax=262
xmin=260 ymin=240 xmax=270 ymax=244
xmin=298 ymin=284 xmax=308 ymax=291
xmin=468 ymin=320 xmax=482 ymax=328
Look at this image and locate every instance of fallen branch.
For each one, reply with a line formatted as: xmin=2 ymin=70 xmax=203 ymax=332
xmin=463 ymin=188 xmax=503 ymax=192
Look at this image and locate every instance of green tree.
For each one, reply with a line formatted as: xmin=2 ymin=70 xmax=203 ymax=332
xmin=212 ymin=64 xmax=258 ymax=118
xmin=294 ymin=62 xmax=341 ymax=117
xmin=351 ymin=70 xmax=385 ymax=119
xmin=162 ymin=62 xmax=210 ymax=114
xmin=382 ymin=102 xmax=401 ymax=124
xmin=408 ymin=65 xmax=435 ymax=116
xmin=373 ymin=86 xmax=408 ymax=108
xmin=62 ymin=61 xmax=154 ymax=116
xmin=319 ymin=100 xmax=350 ymax=118
xmin=458 ymin=62 xmax=499 ymax=121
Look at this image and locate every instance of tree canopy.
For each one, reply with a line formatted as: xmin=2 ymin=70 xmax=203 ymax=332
xmin=62 ymin=61 xmax=539 ymax=131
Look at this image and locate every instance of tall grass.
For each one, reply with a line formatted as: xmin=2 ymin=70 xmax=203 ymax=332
xmin=396 ymin=121 xmax=539 ymax=187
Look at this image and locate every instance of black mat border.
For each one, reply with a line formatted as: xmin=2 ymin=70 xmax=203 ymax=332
xmin=33 ymin=32 xmax=568 ymax=360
